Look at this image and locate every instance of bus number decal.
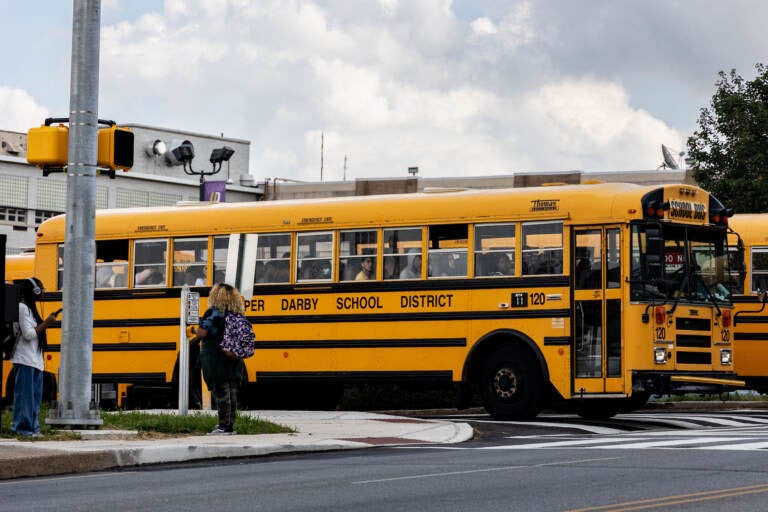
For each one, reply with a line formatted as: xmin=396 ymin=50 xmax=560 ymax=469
xmin=511 ymin=292 xmax=528 ymax=307
xmin=530 ymin=292 xmax=546 ymax=305
xmin=721 ymin=329 xmax=730 ymax=342
xmin=655 ymin=327 xmax=666 ymax=339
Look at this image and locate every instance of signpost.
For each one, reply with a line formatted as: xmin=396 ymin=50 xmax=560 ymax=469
xmin=178 ymin=286 xmax=199 ymax=416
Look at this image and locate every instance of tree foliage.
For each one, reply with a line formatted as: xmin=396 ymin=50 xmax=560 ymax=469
xmin=687 ymin=64 xmax=768 ymax=213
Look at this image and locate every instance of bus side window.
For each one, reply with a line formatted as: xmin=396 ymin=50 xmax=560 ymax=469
xmin=296 ymin=232 xmax=333 ymax=282
xmin=339 ymin=230 xmax=378 ymax=281
xmin=172 ymin=237 xmax=208 ymax=287
xmin=254 ymin=233 xmax=291 ymax=284
xmin=212 ymin=235 xmax=229 ymax=284
xmin=428 ymin=224 xmax=467 ymax=278
xmin=751 ymin=248 xmax=768 ymax=294
xmin=95 ymin=239 xmax=129 ymax=288
xmin=383 ymin=227 xmax=423 ymax=280
xmin=474 ymin=223 xmax=515 ymax=277
xmin=134 ymin=239 xmax=168 ymax=287
xmin=522 ymin=221 xmax=563 ymax=276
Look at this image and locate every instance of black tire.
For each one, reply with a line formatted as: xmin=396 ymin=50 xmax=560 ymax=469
xmin=479 ymin=346 xmax=543 ymax=420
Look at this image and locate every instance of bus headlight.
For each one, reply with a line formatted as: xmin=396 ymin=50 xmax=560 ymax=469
xmin=654 ymin=347 xmax=667 ymax=364
xmin=720 ymin=349 xmax=732 ymax=366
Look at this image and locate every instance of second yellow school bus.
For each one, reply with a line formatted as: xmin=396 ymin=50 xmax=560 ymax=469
xmin=22 ymin=182 xmax=742 ymax=419
xmin=725 ymin=214 xmax=768 ymax=393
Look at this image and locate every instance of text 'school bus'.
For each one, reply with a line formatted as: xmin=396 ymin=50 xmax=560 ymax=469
xmin=7 ymin=182 xmax=743 ymax=419
xmin=725 ymin=214 xmax=768 ymax=394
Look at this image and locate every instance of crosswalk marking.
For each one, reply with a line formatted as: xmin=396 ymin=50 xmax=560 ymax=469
xmin=592 ymin=436 xmax=748 ymax=449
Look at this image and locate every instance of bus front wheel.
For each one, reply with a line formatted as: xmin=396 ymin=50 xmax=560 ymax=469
xmin=479 ymin=346 xmax=543 ymax=420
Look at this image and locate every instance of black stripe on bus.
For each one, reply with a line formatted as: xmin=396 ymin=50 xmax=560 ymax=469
xmin=255 ymin=370 xmax=453 ymax=383
xmin=731 ymin=296 xmax=763 ymax=304
xmin=734 ymin=315 xmax=768 ymax=326
xmin=544 ymin=336 xmax=570 ymax=345
xmin=254 ymin=309 xmax=571 ymax=324
xmin=734 ymin=333 xmax=768 ymax=341
xmin=94 ymin=318 xmax=179 ymax=328
xmin=86 ymin=308 xmax=570 ymax=329
xmin=92 ymin=373 xmax=167 ymax=383
xmin=256 ymin=338 xmax=466 ymax=349
xmin=45 ymin=342 xmax=177 ymax=352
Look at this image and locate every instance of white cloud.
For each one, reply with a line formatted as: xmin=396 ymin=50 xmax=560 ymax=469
xmin=10 ymin=0 xmax=763 ymax=180
xmin=470 ymin=17 xmax=497 ymax=36
xmin=0 ymin=87 xmax=49 ymax=133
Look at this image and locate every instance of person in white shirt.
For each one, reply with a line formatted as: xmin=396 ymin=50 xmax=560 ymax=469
xmin=10 ymin=277 xmax=57 ymax=437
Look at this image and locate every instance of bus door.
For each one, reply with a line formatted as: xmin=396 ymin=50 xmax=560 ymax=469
xmin=572 ymin=226 xmax=623 ymax=394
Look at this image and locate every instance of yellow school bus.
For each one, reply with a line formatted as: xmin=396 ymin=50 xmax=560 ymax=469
xmin=725 ymin=214 xmax=768 ymax=393
xmin=14 ymin=182 xmax=742 ymax=418
xmin=5 ymin=253 xmax=35 ymax=281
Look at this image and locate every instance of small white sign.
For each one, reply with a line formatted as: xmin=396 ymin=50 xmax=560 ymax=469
xmin=187 ymin=292 xmax=200 ymax=324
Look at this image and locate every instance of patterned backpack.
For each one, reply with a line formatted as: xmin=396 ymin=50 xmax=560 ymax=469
xmin=219 ymin=312 xmax=255 ymax=359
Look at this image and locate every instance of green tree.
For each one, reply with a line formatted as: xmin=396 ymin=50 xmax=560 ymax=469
xmin=687 ymin=64 xmax=768 ymax=213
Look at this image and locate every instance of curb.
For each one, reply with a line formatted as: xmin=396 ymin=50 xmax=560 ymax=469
xmin=0 ymin=416 xmax=473 ymax=480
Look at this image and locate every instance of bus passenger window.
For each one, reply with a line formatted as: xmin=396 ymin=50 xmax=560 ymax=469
xmin=297 ymin=232 xmax=333 ymax=282
xmin=474 ymin=223 xmax=515 ymax=277
xmin=213 ymin=235 xmax=229 ymax=284
xmin=522 ymin=221 xmax=563 ymax=275
xmin=383 ymin=227 xmax=422 ymax=280
xmin=339 ymin=230 xmax=377 ymax=281
xmin=751 ymin=248 xmax=768 ymax=294
xmin=255 ymin=233 xmax=291 ymax=284
xmin=95 ymin=239 xmax=129 ymax=288
xmin=172 ymin=237 xmax=208 ymax=287
xmin=428 ymin=224 xmax=467 ymax=278
xmin=57 ymin=245 xmax=64 ymax=290
xmin=134 ymin=239 xmax=168 ymax=287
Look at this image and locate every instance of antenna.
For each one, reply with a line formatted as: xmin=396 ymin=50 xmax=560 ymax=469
xmin=659 ymin=144 xmax=684 ymax=170
xmin=320 ymin=132 xmax=324 ymax=182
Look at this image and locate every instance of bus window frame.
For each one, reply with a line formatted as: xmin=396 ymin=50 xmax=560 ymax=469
xmin=255 ymin=232 xmax=292 ymax=285
xmin=296 ymin=231 xmax=334 ymax=282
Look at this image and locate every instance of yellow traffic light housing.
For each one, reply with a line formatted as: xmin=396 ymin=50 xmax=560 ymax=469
xmin=27 ymin=124 xmax=69 ymax=168
xmin=26 ymin=121 xmax=134 ymax=175
xmin=98 ymin=125 xmax=134 ymax=171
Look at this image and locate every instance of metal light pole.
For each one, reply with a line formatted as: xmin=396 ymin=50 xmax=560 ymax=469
xmin=47 ymin=0 xmax=102 ymax=428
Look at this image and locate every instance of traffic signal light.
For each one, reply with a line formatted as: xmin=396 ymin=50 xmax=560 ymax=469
xmin=98 ymin=125 xmax=134 ymax=171
xmin=26 ymin=123 xmax=134 ymax=173
xmin=27 ymin=124 xmax=69 ymax=168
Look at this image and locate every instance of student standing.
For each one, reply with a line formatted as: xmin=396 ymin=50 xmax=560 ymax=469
xmin=11 ymin=277 xmax=57 ymax=437
xmin=189 ymin=283 xmax=245 ymax=435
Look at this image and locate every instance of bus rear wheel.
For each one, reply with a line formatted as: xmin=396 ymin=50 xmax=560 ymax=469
xmin=479 ymin=346 xmax=543 ymax=420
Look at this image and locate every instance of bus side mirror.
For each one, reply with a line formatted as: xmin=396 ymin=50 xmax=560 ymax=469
xmin=644 ymin=227 xmax=664 ymax=279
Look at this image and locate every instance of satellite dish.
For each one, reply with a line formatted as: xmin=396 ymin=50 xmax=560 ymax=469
xmin=661 ymin=144 xmax=680 ymax=169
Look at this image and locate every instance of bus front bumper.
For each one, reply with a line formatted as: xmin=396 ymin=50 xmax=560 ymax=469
xmin=633 ymin=371 xmax=745 ymax=395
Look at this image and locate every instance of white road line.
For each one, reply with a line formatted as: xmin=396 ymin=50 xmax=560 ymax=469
xmin=700 ymin=441 xmax=768 ymax=450
xmin=481 ymin=437 xmax=654 ymax=450
xmin=592 ymin=437 xmax=748 ymax=449
xmin=464 ymin=420 xmax=623 ymax=435
xmin=352 ymin=457 xmax=622 ymax=484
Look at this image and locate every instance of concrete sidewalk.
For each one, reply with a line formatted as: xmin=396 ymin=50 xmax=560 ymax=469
xmin=0 ymin=411 xmax=474 ymax=480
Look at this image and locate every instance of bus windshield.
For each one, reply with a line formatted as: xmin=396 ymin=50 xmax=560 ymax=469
xmin=631 ymin=223 xmax=734 ymax=304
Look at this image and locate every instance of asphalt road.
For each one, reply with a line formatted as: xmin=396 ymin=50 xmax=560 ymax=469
xmin=4 ymin=410 xmax=768 ymax=511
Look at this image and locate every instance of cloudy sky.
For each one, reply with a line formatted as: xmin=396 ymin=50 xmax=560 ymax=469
xmin=1 ymin=0 xmax=765 ymax=182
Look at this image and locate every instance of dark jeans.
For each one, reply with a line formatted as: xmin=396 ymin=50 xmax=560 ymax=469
xmin=12 ymin=364 xmax=43 ymax=435
xmin=212 ymin=379 xmax=239 ymax=431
